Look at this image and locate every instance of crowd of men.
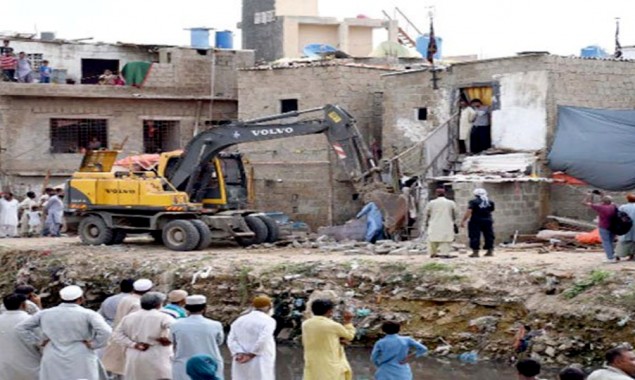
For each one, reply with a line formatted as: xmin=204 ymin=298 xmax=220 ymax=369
xmin=2 ymin=280 xmax=635 ymax=379
xmin=0 ymin=188 xmax=64 ymax=238
xmin=0 ymin=279 xmax=432 ymax=380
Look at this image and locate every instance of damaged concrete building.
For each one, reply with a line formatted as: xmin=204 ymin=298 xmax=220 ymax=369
xmin=0 ymin=37 xmax=254 ymax=193
xmin=382 ymin=53 xmax=635 ymax=241
xmin=236 ymin=61 xmax=391 ymax=228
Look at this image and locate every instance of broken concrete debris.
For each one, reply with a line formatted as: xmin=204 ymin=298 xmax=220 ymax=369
xmin=247 ymin=235 xmax=428 ymax=255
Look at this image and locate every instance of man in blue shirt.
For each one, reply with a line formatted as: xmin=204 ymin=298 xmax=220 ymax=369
xmin=371 ymin=321 xmax=428 ymax=380
xmin=162 ymin=289 xmax=188 ymax=319
xmin=172 ymin=295 xmax=225 ymax=380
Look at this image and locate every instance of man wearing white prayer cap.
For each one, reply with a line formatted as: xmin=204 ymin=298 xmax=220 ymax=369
xmin=171 ymin=295 xmax=225 ymax=380
xmin=102 ymin=278 xmax=154 ymax=377
xmin=16 ymin=285 xmax=112 ymax=380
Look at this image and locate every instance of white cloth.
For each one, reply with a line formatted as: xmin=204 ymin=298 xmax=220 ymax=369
xmin=473 ymin=188 xmax=491 ymax=208
xmin=0 ymin=198 xmax=20 ymax=237
xmin=0 ymin=310 xmax=41 ymax=380
xmin=172 ymin=315 xmax=225 ymax=380
xmin=228 ymin=310 xmax=276 ymax=380
xmin=459 ymin=106 xmax=477 ymax=140
xmin=16 ymin=303 xmax=112 ymax=380
xmin=588 ymin=366 xmax=634 ymax=380
xmin=424 ymin=197 xmax=457 ymax=242
xmin=27 ymin=211 xmax=41 ymax=227
xmin=102 ymin=294 xmax=141 ymax=375
xmin=111 ymin=309 xmax=174 ymax=380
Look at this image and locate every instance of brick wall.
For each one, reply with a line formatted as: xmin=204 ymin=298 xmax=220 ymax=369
xmin=237 ymin=65 xmax=389 ymax=229
xmin=144 ymin=49 xmax=255 ymax=98
xmin=452 ymin=181 xmax=548 ymax=243
xmin=0 ymin=95 xmax=236 ymax=192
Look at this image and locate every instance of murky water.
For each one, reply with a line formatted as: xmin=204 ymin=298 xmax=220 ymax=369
xmin=221 ymin=346 xmax=525 ymax=379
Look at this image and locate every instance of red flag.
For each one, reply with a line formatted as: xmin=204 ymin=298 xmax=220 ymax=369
xmin=427 ymin=19 xmax=438 ymax=64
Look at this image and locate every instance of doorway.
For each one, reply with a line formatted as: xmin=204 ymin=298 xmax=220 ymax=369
xmin=81 ymin=59 xmax=119 ymax=84
xmin=459 ymin=86 xmax=493 ymax=154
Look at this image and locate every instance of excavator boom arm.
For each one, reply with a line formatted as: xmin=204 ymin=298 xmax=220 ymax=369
xmin=166 ymin=104 xmax=379 ymax=201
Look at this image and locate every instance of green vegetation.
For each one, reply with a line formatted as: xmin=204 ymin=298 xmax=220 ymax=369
xmin=563 ymin=270 xmax=611 ymax=299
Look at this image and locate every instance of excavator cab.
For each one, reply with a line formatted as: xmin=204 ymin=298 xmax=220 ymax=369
xmin=161 ymin=151 xmax=249 ymax=210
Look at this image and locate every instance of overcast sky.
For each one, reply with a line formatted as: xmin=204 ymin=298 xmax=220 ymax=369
xmin=3 ymin=0 xmax=634 ymax=58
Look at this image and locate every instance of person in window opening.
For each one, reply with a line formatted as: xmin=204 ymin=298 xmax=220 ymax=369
xmin=39 ymin=60 xmax=51 ymax=83
xmin=88 ymin=137 xmax=102 ymax=150
xmin=469 ymin=99 xmax=491 ymax=154
xmin=458 ymin=99 xmax=476 ymax=155
xmin=460 ymin=188 xmax=495 ymax=258
xmin=16 ymin=52 xmax=33 ymax=83
xmin=99 ymin=69 xmax=116 ymax=85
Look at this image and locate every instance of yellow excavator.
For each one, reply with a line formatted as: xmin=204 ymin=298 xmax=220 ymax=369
xmin=65 ymin=104 xmax=396 ymax=251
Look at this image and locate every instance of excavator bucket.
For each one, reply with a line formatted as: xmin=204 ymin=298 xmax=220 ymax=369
xmin=365 ymin=189 xmax=409 ymax=236
xmin=78 ymin=150 xmax=119 ymax=173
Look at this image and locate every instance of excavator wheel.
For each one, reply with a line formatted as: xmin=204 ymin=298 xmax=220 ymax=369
xmin=189 ymin=219 xmax=212 ymax=250
xmin=236 ymin=215 xmax=268 ymax=247
xmin=110 ymin=229 xmax=127 ymax=245
xmin=162 ymin=220 xmax=201 ymax=252
xmin=78 ymin=215 xmax=114 ymax=246
xmin=256 ymin=215 xmax=280 ymax=243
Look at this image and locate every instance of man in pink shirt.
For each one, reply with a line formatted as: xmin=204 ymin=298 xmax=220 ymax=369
xmin=583 ymin=190 xmax=618 ymax=263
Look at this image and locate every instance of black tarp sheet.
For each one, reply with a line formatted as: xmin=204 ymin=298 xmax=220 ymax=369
xmin=548 ymin=106 xmax=635 ymax=191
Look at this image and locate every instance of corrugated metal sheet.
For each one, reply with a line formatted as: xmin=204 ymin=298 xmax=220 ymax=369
xmin=460 ymin=153 xmax=537 ymax=174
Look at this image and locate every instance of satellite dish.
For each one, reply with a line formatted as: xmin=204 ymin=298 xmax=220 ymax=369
xmin=303 ymin=43 xmax=338 ymax=58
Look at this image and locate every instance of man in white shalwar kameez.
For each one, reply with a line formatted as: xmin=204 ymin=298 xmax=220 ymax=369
xmin=0 ymin=293 xmax=41 ymax=380
xmin=0 ymin=193 xmax=20 ymax=237
xmin=18 ymin=192 xmax=37 ymax=237
xmin=423 ymin=188 xmax=458 ymax=258
xmin=16 ymin=285 xmax=112 ymax=380
xmin=102 ymin=278 xmax=153 ymax=377
xmin=112 ymin=292 xmax=174 ymax=380
xmin=228 ymin=295 xmax=277 ymax=380
xmin=172 ymin=295 xmax=225 ymax=380
xmin=43 ymin=192 xmax=63 ymax=237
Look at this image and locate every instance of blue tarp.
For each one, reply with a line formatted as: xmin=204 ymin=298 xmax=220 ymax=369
xmin=548 ymin=106 xmax=635 ymax=191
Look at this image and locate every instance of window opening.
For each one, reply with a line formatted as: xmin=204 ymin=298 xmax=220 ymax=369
xmin=280 ymin=99 xmax=298 ymax=113
xmin=50 ymin=119 xmax=108 ymax=153
xmin=143 ymin=120 xmax=180 ymax=153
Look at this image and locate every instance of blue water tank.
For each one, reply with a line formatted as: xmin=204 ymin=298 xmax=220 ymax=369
xmin=215 ymin=30 xmax=234 ymax=49
xmin=190 ymin=28 xmax=210 ymax=49
xmin=580 ymin=45 xmax=607 ymax=58
xmin=416 ymin=34 xmax=443 ymax=60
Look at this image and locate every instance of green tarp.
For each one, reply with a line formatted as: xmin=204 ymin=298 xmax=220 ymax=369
xmin=122 ymin=61 xmax=152 ymax=87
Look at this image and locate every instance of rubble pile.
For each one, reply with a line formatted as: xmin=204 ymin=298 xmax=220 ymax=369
xmin=247 ymin=235 xmax=428 ymax=255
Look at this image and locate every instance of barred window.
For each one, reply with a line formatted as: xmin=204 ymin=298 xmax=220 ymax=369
xmin=50 ymin=119 xmax=108 ymax=154
xmin=27 ymin=53 xmax=43 ymax=71
xmin=143 ymin=120 xmax=180 ymax=153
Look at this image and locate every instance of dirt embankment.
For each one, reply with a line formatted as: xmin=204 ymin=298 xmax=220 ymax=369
xmin=1 ymin=237 xmax=634 ymax=366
